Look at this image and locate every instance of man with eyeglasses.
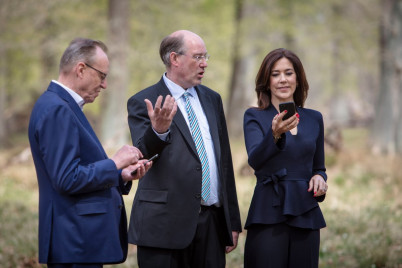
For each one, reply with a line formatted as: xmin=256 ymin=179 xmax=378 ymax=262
xmin=28 ymin=38 xmax=152 ymax=268
xmin=126 ymin=30 xmax=242 ymax=268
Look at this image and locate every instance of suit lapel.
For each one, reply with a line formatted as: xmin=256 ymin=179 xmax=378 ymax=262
xmin=157 ymin=79 xmax=199 ymax=156
xmin=48 ymin=82 xmax=107 ymax=157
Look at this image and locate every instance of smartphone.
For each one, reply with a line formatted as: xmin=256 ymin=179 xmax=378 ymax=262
xmin=131 ymin=154 xmax=159 ymax=176
xmin=279 ymin=102 xmax=296 ymax=120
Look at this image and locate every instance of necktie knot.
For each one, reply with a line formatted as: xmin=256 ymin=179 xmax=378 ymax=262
xmin=183 ymin=91 xmax=190 ymax=100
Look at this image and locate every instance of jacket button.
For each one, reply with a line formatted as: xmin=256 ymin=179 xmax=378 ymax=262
xmin=195 ymin=193 xmax=201 ymax=199
xmin=118 ymin=204 xmax=123 ymax=209
xmin=196 ymin=167 xmax=201 ymax=171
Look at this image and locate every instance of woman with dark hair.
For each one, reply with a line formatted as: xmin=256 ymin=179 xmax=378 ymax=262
xmin=243 ymin=48 xmax=328 ymax=268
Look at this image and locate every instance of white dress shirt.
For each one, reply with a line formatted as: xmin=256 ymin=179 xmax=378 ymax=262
xmin=52 ymin=80 xmax=85 ymax=110
xmin=162 ymin=74 xmax=220 ymax=206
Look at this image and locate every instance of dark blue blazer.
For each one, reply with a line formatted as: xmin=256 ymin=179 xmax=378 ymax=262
xmin=28 ymin=82 xmax=131 ymax=264
xmin=243 ymin=104 xmax=327 ymax=230
xmin=126 ymin=78 xmax=242 ymax=249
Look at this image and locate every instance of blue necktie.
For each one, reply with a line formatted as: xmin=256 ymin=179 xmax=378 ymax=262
xmin=183 ymin=92 xmax=210 ymax=202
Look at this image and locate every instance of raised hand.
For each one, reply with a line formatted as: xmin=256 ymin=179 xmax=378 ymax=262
xmin=145 ymin=95 xmax=177 ymax=134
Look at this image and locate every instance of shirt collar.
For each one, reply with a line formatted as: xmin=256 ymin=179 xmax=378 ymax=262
xmin=162 ymin=73 xmax=196 ymax=100
xmin=52 ymin=80 xmax=85 ymax=110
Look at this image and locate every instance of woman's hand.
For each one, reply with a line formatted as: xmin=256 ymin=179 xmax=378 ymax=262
xmin=272 ymin=110 xmax=299 ymax=138
xmin=308 ymin=174 xmax=328 ymax=197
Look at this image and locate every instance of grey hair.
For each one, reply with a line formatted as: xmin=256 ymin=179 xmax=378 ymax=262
xmin=159 ymin=34 xmax=186 ymax=68
xmin=59 ymin=38 xmax=108 ymax=74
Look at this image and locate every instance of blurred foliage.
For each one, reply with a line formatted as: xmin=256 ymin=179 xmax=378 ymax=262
xmin=0 ymin=128 xmax=401 ymax=267
xmin=0 ymin=0 xmax=381 ymax=147
xmin=0 ymin=201 xmax=40 ymax=267
xmin=2 ymin=1 xmax=399 ymax=267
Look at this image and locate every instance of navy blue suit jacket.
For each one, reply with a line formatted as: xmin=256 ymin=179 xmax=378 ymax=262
xmin=126 ymin=78 xmax=241 ymax=249
xmin=28 ymin=82 xmax=131 ymax=264
xmin=243 ymin=105 xmax=327 ymax=230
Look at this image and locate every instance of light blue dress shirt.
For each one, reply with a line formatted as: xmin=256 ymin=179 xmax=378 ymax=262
xmin=160 ymin=74 xmax=220 ymax=206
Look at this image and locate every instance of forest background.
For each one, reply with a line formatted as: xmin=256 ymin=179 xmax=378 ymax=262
xmin=0 ymin=0 xmax=401 ymax=267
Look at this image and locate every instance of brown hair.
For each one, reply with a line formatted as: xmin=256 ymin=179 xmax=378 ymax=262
xmin=159 ymin=34 xmax=186 ymax=68
xmin=255 ymin=48 xmax=309 ymax=109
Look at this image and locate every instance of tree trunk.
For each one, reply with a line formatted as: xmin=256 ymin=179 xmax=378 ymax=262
xmin=371 ymin=0 xmax=402 ymax=155
xmin=101 ymin=0 xmax=130 ymax=148
xmin=279 ymin=0 xmax=295 ymax=51
xmin=226 ymin=0 xmax=256 ymax=139
xmin=328 ymin=3 xmax=350 ymax=126
xmin=0 ymin=47 xmax=5 ymax=148
xmin=0 ymin=2 xmax=7 ymax=148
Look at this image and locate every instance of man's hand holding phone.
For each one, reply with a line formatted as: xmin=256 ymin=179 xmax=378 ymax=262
xmin=121 ymin=155 xmax=157 ymax=182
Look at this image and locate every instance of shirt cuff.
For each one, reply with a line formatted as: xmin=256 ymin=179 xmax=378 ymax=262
xmin=153 ymin=128 xmax=170 ymax=141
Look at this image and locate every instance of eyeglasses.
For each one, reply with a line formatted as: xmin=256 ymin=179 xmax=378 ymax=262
xmin=192 ymin=54 xmax=210 ymax=62
xmin=177 ymin=52 xmax=210 ymax=62
xmin=85 ymin=63 xmax=107 ymax=82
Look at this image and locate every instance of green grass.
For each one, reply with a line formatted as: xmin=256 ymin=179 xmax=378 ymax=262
xmin=1 ymin=128 xmax=401 ymax=267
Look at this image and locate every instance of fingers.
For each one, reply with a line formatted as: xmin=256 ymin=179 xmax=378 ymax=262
xmin=316 ymin=181 xmax=328 ymax=196
xmin=313 ymin=179 xmax=319 ymax=196
xmin=122 ymin=158 xmax=153 ymax=182
xmin=133 ymin=164 xmax=146 ymax=180
xmin=226 ymin=231 xmax=239 ymax=253
xmin=126 ymin=145 xmax=142 ymax=163
xmin=308 ymin=178 xmax=314 ymax=192
xmin=272 ymin=111 xmax=299 ymax=136
xmin=122 ymin=164 xmax=144 ymax=182
xmin=169 ymin=99 xmax=178 ymax=119
xmin=133 ymin=147 xmax=143 ymax=162
xmin=226 ymin=245 xmax=236 ymax=254
xmin=146 ymin=95 xmax=176 ymax=134
xmin=159 ymin=95 xmax=174 ymax=116
xmin=282 ymin=112 xmax=299 ymax=128
xmin=154 ymin=95 xmax=163 ymax=114
xmin=145 ymin=99 xmax=154 ymax=117
xmin=309 ymin=175 xmax=328 ymax=197
xmin=145 ymin=96 xmax=164 ymax=118
xmin=111 ymin=145 xmax=143 ymax=169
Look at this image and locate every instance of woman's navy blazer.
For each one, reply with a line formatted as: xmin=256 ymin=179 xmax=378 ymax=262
xmin=243 ymin=104 xmax=327 ymax=230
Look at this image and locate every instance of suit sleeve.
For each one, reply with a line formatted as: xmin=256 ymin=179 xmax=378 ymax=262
xmin=243 ymin=109 xmax=286 ymax=171
xmin=34 ymin=105 xmax=120 ymax=195
xmin=312 ymin=112 xmax=327 ymax=202
xmin=217 ymin=95 xmax=242 ymax=232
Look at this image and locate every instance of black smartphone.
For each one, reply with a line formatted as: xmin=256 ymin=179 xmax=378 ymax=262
xmin=130 ymin=154 xmax=159 ymax=176
xmin=279 ymin=102 xmax=296 ymax=120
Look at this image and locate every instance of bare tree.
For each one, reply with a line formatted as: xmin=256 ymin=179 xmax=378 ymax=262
xmin=328 ymin=3 xmax=350 ymax=126
xmin=371 ymin=0 xmax=402 ymax=155
xmin=226 ymin=0 xmax=258 ymax=139
xmin=101 ymin=0 xmax=130 ymax=148
xmin=0 ymin=46 xmax=5 ymax=148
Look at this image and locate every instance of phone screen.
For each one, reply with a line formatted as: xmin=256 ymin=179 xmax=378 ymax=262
xmin=279 ymin=102 xmax=296 ymax=120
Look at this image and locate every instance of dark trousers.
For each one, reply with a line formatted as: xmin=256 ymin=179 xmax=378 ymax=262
xmin=47 ymin=264 xmax=102 ymax=268
xmin=137 ymin=206 xmax=226 ymax=268
xmin=244 ymin=223 xmax=320 ymax=268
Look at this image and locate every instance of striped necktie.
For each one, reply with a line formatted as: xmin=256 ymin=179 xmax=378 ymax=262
xmin=182 ymin=92 xmax=210 ymax=202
